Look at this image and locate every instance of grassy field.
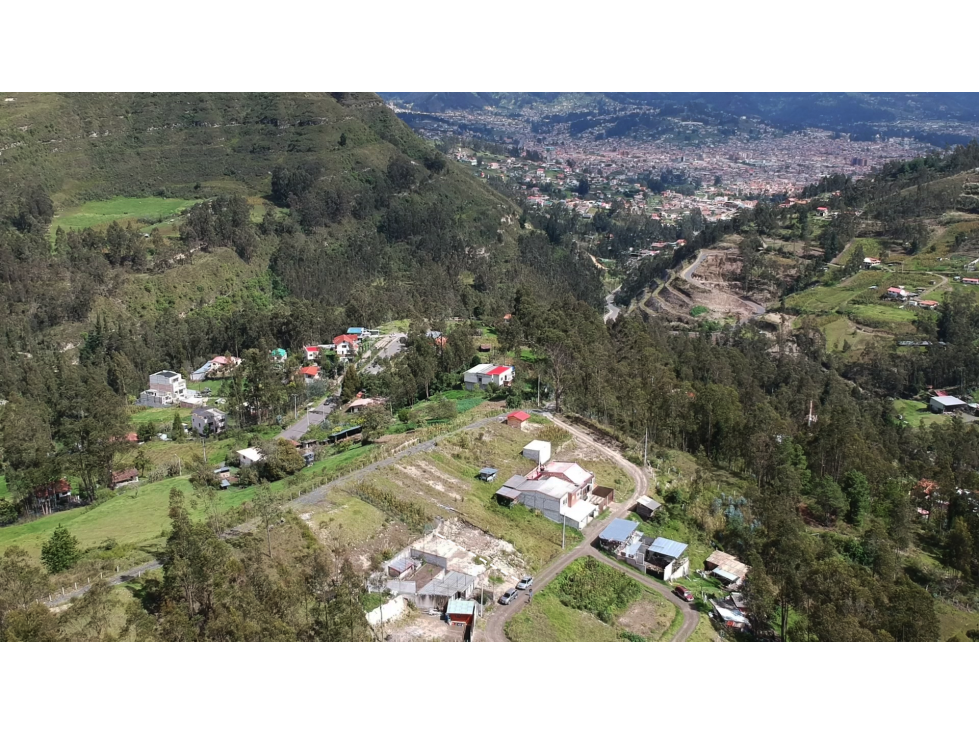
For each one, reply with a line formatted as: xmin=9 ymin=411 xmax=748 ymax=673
xmin=128 ymin=406 xmax=193 ymax=425
xmin=51 ymin=196 xmax=197 ymax=234
xmin=0 ymin=442 xmax=377 ymax=560
xmin=936 ymin=600 xmax=979 ymax=641
xmin=686 ymin=613 xmax=722 ymax=642
xmin=0 ymin=477 xmax=190 ymax=558
xmin=892 ymin=399 xmax=951 ymax=429
xmin=820 ymin=316 xmax=885 ymax=355
xmin=505 ymin=557 xmax=678 ymax=641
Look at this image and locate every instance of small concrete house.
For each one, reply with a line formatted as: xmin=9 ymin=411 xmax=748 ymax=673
xmin=635 ymin=496 xmax=662 ymax=520
xmin=506 ymin=410 xmax=530 ymax=428
xmin=522 ymin=440 xmax=551 ymax=465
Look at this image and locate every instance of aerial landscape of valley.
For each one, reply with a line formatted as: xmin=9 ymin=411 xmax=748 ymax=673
xmin=2 ymin=90 xmax=979 ymax=646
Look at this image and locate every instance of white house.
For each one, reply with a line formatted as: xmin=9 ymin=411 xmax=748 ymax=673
xmin=643 ymin=537 xmax=690 ymax=582
xmin=495 ymin=459 xmax=600 ymax=531
xmin=237 ymin=447 xmax=263 ymax=467
xmin=463 ymin=364 xmax=514 ymax=391
xmin=136 ymin=370 xmax=188 ymax=407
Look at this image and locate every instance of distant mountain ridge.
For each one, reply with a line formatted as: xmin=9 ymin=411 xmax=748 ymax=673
xmin=380 ymin=92 xmax=979 ymax=146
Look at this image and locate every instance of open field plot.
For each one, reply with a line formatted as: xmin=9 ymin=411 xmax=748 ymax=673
xmin=892 ymin=399 xmax=952 ymax=429
xmin=505 ymin=557 xmax=679 ymax=641
xmin=356 ymin=418 xmax=629 ymax=570
xmin=0 ymin=477 xmax=191 ymax=558
xmin=51 ymin=196 xmax=197 ymax=235
xmin=820 ymin=316 xmax=888 ymax=355
xmin=0 ymin=441 xmax=377 ymax=560
xmin=128 ymin=406 xmax=193 ymax=425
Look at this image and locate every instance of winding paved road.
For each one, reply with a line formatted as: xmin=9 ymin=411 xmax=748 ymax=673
xmin=477 ymin=415 xmax=699 ymax=642
xmin=604 ymin=291 xmax=622 ymax=323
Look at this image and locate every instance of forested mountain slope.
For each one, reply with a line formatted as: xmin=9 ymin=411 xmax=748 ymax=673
xmin=0 ymin=93 xmax=601 ymax=398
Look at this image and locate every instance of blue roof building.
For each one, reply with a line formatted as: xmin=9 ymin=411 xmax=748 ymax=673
xmin=598 ymin=518 xmax=639 ymax=546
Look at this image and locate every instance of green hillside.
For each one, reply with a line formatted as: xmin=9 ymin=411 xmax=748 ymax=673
xmin=1 ymin=93 xmax=441 ymax=201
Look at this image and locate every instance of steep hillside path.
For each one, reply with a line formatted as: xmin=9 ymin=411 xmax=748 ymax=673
xmin=477 ymin=416 xmax=699 ymax=642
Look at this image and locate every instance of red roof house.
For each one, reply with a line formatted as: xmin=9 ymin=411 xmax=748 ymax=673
xmin=299 ymin=365 xmax=320 ymax=380
xmin=506 ymin=410 xmax=531 ymax=428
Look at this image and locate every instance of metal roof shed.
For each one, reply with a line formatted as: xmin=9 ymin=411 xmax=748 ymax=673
xmin=478 ymin=467 xmax=498 ymax=481
xmin=599 ymin=518 xmax=639 ymax=544
xmin=649 ymin=537 xmax=688 ymax=559
xmin=713 ymin=568 xmax=740 ymax=584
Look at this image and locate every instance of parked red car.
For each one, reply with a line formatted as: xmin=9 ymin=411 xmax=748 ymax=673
xmin=673 ymin=585 xmax=694 ymax=602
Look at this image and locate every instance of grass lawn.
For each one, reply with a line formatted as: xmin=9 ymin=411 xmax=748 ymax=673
xmin=893 ymin=399 xmax=951 ymax=429
xmin=128 ymin=406 xmax=193 ymax=425
xmin=51 ymin=196 xmax=197 ymax=235
xmin=310 ymin=489 xmax=389 ymax=548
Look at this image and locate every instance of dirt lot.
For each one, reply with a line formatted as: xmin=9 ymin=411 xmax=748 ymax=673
xmin=617 ymin=594 xmax=675 ymax=640
xmin=383 ymin=609 xmax=465 ymax=642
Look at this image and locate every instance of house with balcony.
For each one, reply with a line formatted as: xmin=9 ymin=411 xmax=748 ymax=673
xmin=136 ymin=370 xmax=188 ymax=407
xmin=192 ymin=407 xmax=227 ymax=436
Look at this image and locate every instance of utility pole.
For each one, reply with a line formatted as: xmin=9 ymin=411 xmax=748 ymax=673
xmin=562 ymin=513 xmax=566 ymax=549
xmin=537 ymin=375 xmax=540 ymax=408
xmin=644 ymin=427 xmax=648 ymax=467
xmin=201 ymin=436 xmax=207 ymax=464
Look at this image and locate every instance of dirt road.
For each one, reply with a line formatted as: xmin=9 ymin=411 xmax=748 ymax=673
xmin=478 ymin=415 xmax=699 ymax=642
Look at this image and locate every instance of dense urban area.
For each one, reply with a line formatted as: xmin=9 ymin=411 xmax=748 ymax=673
xmin=2 ymin=92 xmax=979 ymax=642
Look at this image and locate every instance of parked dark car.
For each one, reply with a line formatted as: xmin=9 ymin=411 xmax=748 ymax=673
xmin=516 ymin=576 xmax=534 ymax=590
xmin=499 ymin=589 xmax=518 ymax=605
xmin=673 ymin=585 xmax=694 ymax=602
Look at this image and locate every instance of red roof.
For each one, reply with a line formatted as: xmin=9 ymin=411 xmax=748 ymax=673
xmin=305 ymin=345 xmax=320 ymax=353
xmin=507 ymin=410 xmax=530 ymax=422
xmin=934 ymin=390 xmax=947 ymax=397
xmin=333 ymin=334 xmax=358 ymax=345
xmin=487 ymin=365 xmax=511 ymax=376
xmin=299 ymin=366 xmax=319 ymax=377
xmin=125 ymin=432 xmax=138 ymax=442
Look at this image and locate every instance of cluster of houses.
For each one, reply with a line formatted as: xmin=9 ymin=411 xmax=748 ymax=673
xmin=597 ymin=515 xmax=750 ymax=590
xmin=301 ymin=327 xmax=380 ymax=364
xmin=493 ymin=440 xmax=613 ymax=531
